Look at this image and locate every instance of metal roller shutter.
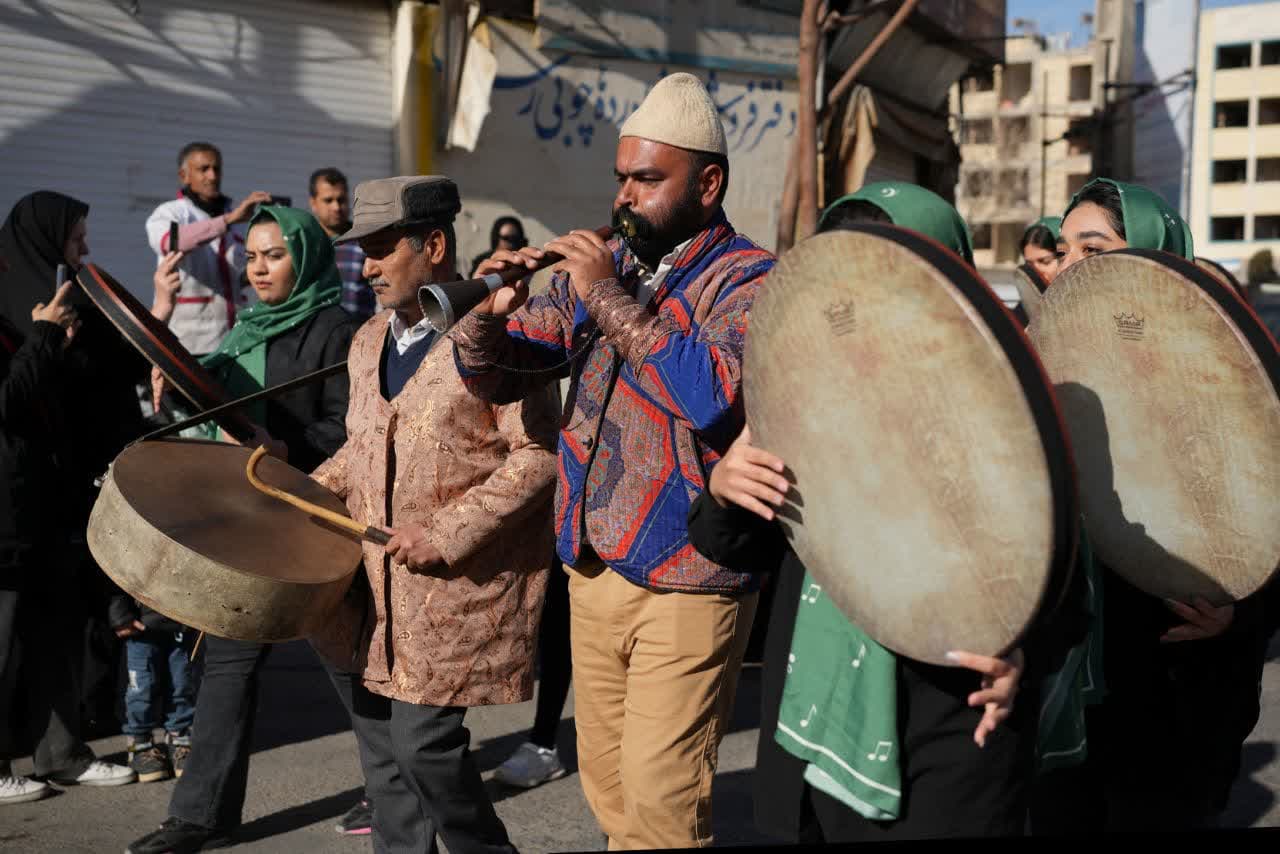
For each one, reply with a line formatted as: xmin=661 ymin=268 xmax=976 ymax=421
xmin=0 ymin=0 xmax=393 ymax=300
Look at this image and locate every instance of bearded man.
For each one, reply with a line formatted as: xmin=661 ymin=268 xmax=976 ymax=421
xmin=449 ymin=73 xmax=775 ymax=849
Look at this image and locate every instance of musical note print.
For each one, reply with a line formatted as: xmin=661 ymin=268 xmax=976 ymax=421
xmin=867 ymin=741 xmax=893 ymax=762
xmin=800 ymin=704 xmax=817 ymax=728
xmin=787 ymin=652 xmax=796 ymax=674
xmin=851 ymin=643 xmax=867 ymax=669
xmin=803 ymin=583 xmax=821 ymax=604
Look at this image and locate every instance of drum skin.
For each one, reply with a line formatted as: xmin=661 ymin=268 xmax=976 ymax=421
xmin=1030 ymin=249 xmax=1280 ymax=603
xmin=88 ymin=440 xmax=363 ymax=642
xmin=743 ymin=226 xmax=1077 ymax=665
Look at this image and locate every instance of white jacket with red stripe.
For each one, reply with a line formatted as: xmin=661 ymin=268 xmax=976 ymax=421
xmin=145 ymin=194 xmax=251 ymax=356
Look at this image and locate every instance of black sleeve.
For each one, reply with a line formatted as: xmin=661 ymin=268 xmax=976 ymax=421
xmin=686 ymin=487 xmax=790 ymax=574
xmin=0 ymin=321 xmax=64 ymax=424
xmin=300 ymin=317 xmax=357 ymax=462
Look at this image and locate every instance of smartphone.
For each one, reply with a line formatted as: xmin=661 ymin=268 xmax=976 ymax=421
xmin=168 ymin=221 xmax=180 ymax=254
xmin=55 ymin=264 xmax=68 ymax=288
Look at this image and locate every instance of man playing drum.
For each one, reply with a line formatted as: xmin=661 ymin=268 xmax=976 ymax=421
xmin=310 ymin=176 xmax=561 ymax=854
xmin=450 ymin=73 xmax=774 ymax=848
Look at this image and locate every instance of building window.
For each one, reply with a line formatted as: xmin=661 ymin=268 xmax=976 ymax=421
xmin=962 ymin=169 xmax=991 ymax=199
xmin=1001 ymin=62 xmax=1032 ymax=106
xmin=1001 ymin=116 xmax=1031 ymax=147
xmin=962 ymin=118 xmax=994 ymax=144
xmin=965 ymin=69 xmax=995 ymax=93
xmin=1215 ymin=100 xmax=1249 ymax=128
xmin=1257 ymin=216 xmax=1280 ymax=239
xmin=1262 ymin=41 xmax=1280 ymax=65
xmin=1258 ymin=158 xmax=1280 ymax=182
xmin=1260 ymin=98 xmax=1280 ymax=125
xmin=1066 ymin=118 xmax=1093 ymax=154
xmin=1212 ymin=159 xmax=1248 ymax=183
xmin=1216 ymin=44 xmax=1252 ymax=69
xmin=1069 ymin=65 xmax=1093 ymax=102
xmin=1211 ymin=216 xmax=1245 ymax=241
xmin=971 ymin=223 xmax=993 ymax=250
xmin=994 ymin=168 xmax=1030 ymax=207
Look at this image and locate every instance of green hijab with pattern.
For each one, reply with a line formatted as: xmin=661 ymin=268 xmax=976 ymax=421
xmin=1064 ymin=178 xmax=1193 ymax=259
xmin=199 ymin=206 xmax=342 ymax=429
xmin=819 ymin=181 xmax=975 ymax=265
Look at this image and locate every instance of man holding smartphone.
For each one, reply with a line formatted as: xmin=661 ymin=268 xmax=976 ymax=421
xmin=144 ymin=141 xmax=274 ymax=356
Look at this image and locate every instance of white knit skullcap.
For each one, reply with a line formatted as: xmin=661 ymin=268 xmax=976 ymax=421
xmin=619 ymin=72 xmax=727 ymax=156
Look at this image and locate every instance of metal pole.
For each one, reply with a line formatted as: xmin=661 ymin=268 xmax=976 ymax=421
xmin=1040 ymin=69 xmax=1049 ymax=218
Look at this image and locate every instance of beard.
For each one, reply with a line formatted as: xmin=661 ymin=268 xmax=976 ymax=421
xmin=613 ymin=180 xmax=706 ymax=270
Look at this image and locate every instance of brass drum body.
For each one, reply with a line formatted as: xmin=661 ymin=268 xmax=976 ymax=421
xmin=1030 ymin=250 xmax=1280 ymax=603
xmin=88 ymin=440 xmax=363 ymax=642
xmin=744 ymin=226 xmax=1077 ymax=665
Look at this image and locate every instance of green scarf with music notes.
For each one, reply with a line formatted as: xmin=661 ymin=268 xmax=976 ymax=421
xmin=1065 ymin=178 xmax=1193 ymax=259
xmin=197 ymin=206 xmax=341 ymax=439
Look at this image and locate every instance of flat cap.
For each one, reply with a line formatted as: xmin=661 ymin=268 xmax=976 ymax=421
xmin=336 ymin=175 xmax=462 ymax=244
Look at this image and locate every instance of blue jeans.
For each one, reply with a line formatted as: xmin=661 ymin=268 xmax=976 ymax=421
xmin=123 ymin=631 xmax=198 ymax=739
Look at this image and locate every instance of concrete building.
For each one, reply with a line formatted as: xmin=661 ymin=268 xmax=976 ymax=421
xmin=951 ymin=35 xmax=1106 ymax=268
xmin=1188 ymin=1 xmax=1280 ymax=272
xmin=949 ymin=0 xmax=1135 ymax=270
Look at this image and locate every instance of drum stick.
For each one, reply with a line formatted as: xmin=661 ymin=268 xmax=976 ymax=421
xmin=245 ymin=447 xmax=392 ymax=546
xmin=134 ymin=361 xmax=348 ymax=445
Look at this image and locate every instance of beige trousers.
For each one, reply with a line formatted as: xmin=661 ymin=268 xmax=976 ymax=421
xmin=566 ymin=563 xmax=758 ymax=850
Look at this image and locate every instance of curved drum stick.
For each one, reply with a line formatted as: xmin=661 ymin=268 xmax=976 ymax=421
xmin=245 ymin=447 xmax=392 ymax=546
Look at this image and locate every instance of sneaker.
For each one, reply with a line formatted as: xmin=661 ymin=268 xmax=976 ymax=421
xmin=49 ymin=759 xmax=136 ymax=787
xmin=128 ymin=741 xmax=172 ymax=784
xmin=126 ymin=817 xmax=232 ymax=854
xmin=334 ymin=797 xmax=372 ymax=835
xmin=0 ymin=774 xmax=52 ymax=804
xmin=492 ymin=742 xmax=566 ymax=788
xmin=166 ymin=732 xmax=191 ymax=779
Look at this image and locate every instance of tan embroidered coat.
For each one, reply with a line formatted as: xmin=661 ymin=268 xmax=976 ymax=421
xmin=309 ymin=313 xmax=559 ymax=706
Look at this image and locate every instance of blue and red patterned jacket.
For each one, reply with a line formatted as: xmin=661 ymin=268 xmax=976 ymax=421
xmin=451 ymin=211 xmax=774 ymax=593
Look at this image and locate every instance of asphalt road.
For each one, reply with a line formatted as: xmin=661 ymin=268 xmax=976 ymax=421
xmin=4 ymin=635 xmax=1279 ymax=852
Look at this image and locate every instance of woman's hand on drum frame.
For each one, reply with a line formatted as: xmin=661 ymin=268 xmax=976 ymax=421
xmin=708 ymin=426 xmax=792 ymax=521
xmin=1160 ymin=596 xmax=1234 ymax=643
xmin=945 ymin=648 xmax=1025 ymax=748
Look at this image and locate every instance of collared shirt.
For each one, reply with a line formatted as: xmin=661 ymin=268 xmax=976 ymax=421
xmin=335 ymin=242 xmax=376 ymax=319
xmin=634 ymin=235 xmax=695 ymax=308
xmin=389 ymin=311 xmax=437 ymax=356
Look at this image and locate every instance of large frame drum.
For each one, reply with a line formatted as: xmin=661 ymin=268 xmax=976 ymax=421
xmin=744 ymin=225 xmax=1078 ymax=665
xmin=89 ymin=439 xmax=363 ymax=642
xmin=1029 ymin=249 xmax=1280 ymax=603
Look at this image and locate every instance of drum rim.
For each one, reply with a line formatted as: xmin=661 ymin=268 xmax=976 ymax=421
xmin=76 ymin=263 xmax=255 ymax=441
xmin=749 ymin=224 xmax=1081 ymax=656
xmin=1016 ymin=261 xmax=1050 ymax=295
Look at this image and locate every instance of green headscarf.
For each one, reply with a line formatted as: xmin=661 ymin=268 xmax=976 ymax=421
xmin=1064 ymin=178 xmax=1193 ymax=260
xmin=199 ymin=206 xmax=342 ymax=431
xmin=776 ymin=181 xmax=980 ymax=821
xmin=819 ymin=182 xmax=975 ymax=266
xmin=1029 ymin=215 xmax=1062 ymax=240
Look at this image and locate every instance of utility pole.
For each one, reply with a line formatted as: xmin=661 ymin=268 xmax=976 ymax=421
xmin=1039 ymin=68 xmax=1049 ymax=218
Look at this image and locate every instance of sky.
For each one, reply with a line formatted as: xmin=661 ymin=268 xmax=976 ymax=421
xmin=1007 ymin=0 xmax=1263 ymax=48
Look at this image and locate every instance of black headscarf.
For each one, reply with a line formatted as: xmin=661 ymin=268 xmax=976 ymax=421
xmin=0 ymin=191 xmax=90 ymax=335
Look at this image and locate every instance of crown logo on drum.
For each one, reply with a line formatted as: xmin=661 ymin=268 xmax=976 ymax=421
xmin=1113 ymin=312 xmax=1145 ymax=340
xmin=824 ymin=299 xmax=857 ymax=337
